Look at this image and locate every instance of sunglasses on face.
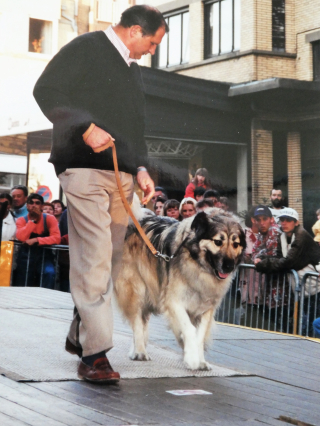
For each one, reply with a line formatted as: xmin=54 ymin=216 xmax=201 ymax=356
xmin=28 ymin=200 xmax=42 ymax=206
xmin=279 ymin=217 xmax=294 ymax=223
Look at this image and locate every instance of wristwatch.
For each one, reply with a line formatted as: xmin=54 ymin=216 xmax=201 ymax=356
xmin=137 ymin=167 xmax=147 ymax=173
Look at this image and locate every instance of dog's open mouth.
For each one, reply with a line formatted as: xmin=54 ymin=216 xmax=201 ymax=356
xmin=215 ymin=270 xmax=230 ymax=280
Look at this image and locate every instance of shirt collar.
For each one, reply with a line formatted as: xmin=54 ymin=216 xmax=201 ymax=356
xmin=104 ymin=26 xmax=137 ymax=67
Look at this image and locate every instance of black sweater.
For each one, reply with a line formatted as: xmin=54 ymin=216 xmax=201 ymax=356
xmin=33 ymin=31 xmax=147 ymax=176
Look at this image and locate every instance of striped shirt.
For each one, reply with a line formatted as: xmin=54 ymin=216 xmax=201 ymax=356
xmin=104 ymin=26 xmax=137 ymax=67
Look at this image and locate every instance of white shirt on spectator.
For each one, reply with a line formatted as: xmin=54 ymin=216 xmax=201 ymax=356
xmin=1 ymin=213 xmax=16 ymax=241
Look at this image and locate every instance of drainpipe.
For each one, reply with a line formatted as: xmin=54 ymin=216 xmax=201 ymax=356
xmin=61 ymin=0 xmax=78 ymax=35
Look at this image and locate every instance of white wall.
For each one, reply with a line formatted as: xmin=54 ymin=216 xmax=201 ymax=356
xmin=0 ymin=0 xmax=61 ymax=136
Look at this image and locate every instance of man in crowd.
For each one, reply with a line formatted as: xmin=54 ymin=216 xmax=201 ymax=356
xmin=151 ymin=186 xmax=168 ymax=205
xmin=33 ymin=5 xmax=167 ymax=383
xmin=255 ymin=208 xmax=320 ymax=273
xmin=13 ymin=193 xmax=61 ymax=288
xmin=203 ymin=189 xmax=221 ymax=207
xmin=256 ymin=208 xmax=320 ymax=334
xmin=196 ymin=198 xmax=214 ymax=212
xmin=269 ymin=188 xmax=285 ymax=223
xmin=252 ymin=205 xmax=282 ymax=264
xmin=11 ymin=185 xmax=28 ymax=218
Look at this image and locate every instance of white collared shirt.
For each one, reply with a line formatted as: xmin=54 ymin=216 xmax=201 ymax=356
xmin=1 ymin=212 xmax=16 ymax=241
xmin=104 ymin=26 xmax=137 ymax=67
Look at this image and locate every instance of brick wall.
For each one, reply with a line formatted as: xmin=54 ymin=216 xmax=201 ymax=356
xmin=241 ymin=0 xmax=255 ymax=51
xmin=256 ymin=55 xmax=296 ymax=80
xmin=177 ymin=55 xmax=255 ymax=83
xmin=287 ymin=132 xmax=303 ymax=220
xmin=251 ymin=121 xmax=273 ymax=205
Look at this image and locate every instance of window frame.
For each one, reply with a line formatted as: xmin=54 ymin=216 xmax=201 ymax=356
xmin=312 ymin=40 xmax=320 ymax=81
xmin=152 ymin=7 xmax=189 ymax=69
xmin=204 ymin=0 xmax=240 ymax=59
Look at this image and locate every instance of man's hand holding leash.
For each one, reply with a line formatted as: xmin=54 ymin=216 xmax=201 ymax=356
xmin=83 ymin=124 xmax=155 ymax=205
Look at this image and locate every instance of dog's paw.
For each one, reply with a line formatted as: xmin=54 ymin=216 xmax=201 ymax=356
xmin=198 ymin=361 xmax=212 ymax=371
xmin=184 ymin=352 xmax=200 ymax=370
xmin=129 ymin=352 xmax=151 ymax=361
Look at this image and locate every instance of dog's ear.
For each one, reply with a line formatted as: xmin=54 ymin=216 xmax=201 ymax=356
xmin=237 ymin=223 xmax=246 ymax=250
xmin=191 ymin=211 xmax=210 ymax=240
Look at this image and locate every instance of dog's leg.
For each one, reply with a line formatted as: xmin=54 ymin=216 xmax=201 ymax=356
xmin=166 ymin=303 xmax=200 ymax=370
xmin=196 ymin=309 xmax=214 ymax=370
xmin=128 ymin=314 xmax=151 ymax=361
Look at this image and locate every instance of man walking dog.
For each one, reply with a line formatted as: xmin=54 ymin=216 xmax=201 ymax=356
xmin=34 ymin=5 xmax=168 ymax=383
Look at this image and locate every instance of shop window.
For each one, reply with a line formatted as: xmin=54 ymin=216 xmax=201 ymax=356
xmin=272 ymin=0 xmax=285 ymax=51
xmin=29 ymin=18 xmax=52 ymax=54
xmin=204 ymin=0 xmax=240 ymax=58
xmin=153 ymin=9 xmax=189 ymax=68
xmin=313 ymin=40 xmax=320 ymax=81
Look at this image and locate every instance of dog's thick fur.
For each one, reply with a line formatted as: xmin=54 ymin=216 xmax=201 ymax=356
xmin=114 ymin=208 xmax=246 ymax=370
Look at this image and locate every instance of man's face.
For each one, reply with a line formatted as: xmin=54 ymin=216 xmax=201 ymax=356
xmin=11 ymin=189 xmax=27 ymax=209
xmin=181 ymin=203 xmax=196 ymax=219
xmin=255 ymin=215 xmax=273 ymax=235
xmin=195 ymin=194 xmax=204 ymax=202
xmin=270 ymin=190 xmax=283 ymax=208
xmin=130 ymin=25 xmax=166 ymax=59
xmin=280 ymin=217 xmax=297 ymax=236
xmin=43 ymin=205 xmax=54 ymax=215
xmin=27 ymin=198 xmax=42 ymax=214
xmin=151 ymin=191 xmax=165 ymax=204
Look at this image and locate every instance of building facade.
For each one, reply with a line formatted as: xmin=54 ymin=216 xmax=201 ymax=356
xmin=146 ymin=0 xmax=320 ymax=228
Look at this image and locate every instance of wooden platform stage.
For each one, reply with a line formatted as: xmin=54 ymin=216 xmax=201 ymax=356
xmin=0 ymin=287 xmax=319 ymax=426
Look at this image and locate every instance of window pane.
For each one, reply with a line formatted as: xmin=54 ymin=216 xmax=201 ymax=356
xmin=168 ymin=14 xmax=182 ymax=66
xmin=210 ymin=2 xmax=220 ymax=55
xmin=234 ymin=0 xmax=241 ymax=51
xmin=272 ymin=0 xmax=285 ymax=51
xmin=313 ymin=41 xmax=320 ymax=81
xmin=29 ymin=18 xmax=52 ymax=54
xmin=220 ymin=0 xmax=233 ymax=54
xmin=158 ymin=30 xmax=168 ymax=68
xmin=182 ymin=12 xmax=189 ymax=63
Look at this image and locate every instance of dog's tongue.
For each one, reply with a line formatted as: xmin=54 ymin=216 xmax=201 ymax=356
xmin=218 ymin=272 xmax=229 ymax=279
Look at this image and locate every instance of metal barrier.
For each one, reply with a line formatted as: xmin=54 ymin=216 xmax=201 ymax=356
xmin=298 ymin=271 xmax=320 ymax=337
xmin=10 ymin=241 xmax=69 ymax=291
xmin=215 ymin=264 xmax=300 ymax=335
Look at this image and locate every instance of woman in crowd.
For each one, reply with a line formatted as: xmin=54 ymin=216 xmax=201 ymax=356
xmin=52 ymin=199 xmax=66 ymax=222
xmin=185 ymin=168 xmax=211 ymax=199
xmin=179 ymin=197 xmax=197 ymax=220
xmin=0 ymin=193 xmax=16 ymax=241
xmin=163 ymin=199 xmax=181 ymax=220
xmin=154 ymin=196 xmax=166 ymax=216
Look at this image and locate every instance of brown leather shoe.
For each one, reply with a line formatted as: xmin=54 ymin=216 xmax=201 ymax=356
xmin=78 ymin=357 xmax=120 ymax=383
xmin=65 ymin=337 xmax=82 ymax=358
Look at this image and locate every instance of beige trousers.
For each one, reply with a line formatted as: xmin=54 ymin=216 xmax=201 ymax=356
xmin=59 ymin=168 xmax=134 ymax=356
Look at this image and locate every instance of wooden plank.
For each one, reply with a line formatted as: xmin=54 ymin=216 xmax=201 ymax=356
xmin=0 ymin=396 xmax=67 ymax=426
xmin=0 ymin=412 xmax=32 ymax=426
xmin=0 ymin=376 xmax=122 ymax=426
xmin=0 ymin=382 xmax=101 ymax=426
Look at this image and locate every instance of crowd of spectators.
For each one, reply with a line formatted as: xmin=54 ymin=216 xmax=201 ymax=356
xmin=0 ymin=185 xmax=69 ymax=291
xmin=1 ymin=169 xmax=320 ymax=336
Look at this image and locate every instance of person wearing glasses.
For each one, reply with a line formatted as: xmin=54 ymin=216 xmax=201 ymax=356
xmin=12 ymin=193 xmax=61 ymax=288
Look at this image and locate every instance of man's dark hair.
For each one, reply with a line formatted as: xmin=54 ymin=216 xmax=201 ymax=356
xmin=155 ymin=186 xmax=167 ymax=197
xmin=196 ymin=198 xmax=214 ymax=209
xmin=244 ymin=205 xmax=257 ymax=228
xmin=11 ymin=185 xmax=28 ymax=197
xmin=27 ymin=193 xmax=44 ymax=205
xmin=52 ymin=199 xmax=67 ymax=211
xmin=194 ymin=187 xmax=206 ymax=198
xmin=154 ymin=196 xmax=166 ymax=206
xmin=0 ymin=193 xmax=13 ymax=204
xmin=120 ymin=5 xmax=169 ymax=35
xmin=203 ymin=189 xmax=220 ymax=200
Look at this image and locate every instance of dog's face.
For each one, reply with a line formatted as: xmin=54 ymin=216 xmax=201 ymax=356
xmin=187 ymin=211 xmax=246 ymax=280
